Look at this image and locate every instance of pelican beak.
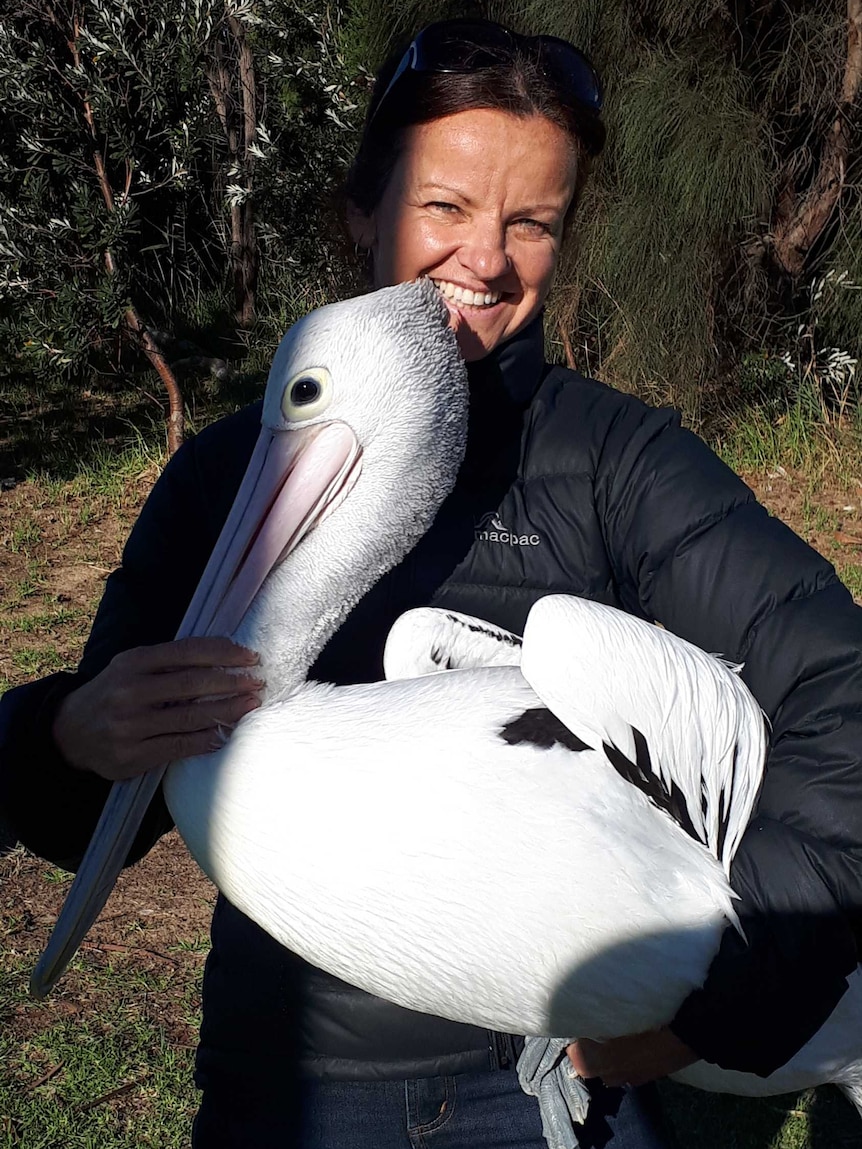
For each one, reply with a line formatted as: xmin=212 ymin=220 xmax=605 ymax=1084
xmin=183 ymin=421 xmax=362 ymax=638
xmin=30 ymin=420 xmax=361 ymax=999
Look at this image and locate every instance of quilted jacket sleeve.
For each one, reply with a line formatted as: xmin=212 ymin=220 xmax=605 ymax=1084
xmin=595 ymin=397 xmax=862 ymax=1076
xmin=0 ymin=404 xmax=261 ymax=872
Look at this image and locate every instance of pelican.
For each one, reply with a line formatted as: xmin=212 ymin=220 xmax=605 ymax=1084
xmin=32 ymin=279 xmax=862 ymax=1148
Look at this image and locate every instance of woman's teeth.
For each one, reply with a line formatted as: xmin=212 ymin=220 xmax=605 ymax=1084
xmin=432 ymin=280 xmax=501 ymax=308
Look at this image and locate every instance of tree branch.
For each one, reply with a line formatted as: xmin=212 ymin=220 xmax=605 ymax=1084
xmin=770 ymin=0 xmax=862 ymax=278
xmin=66 ymin=11 xmax=184 ymax=452
xmin=226 ymin=15 xmax=259 ymax=327
xmin=558 ymin=317 xmax=577 ymax=370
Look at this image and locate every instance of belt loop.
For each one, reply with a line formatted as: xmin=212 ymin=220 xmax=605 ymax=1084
xmin=490 ymin=1030 xmax=513 ymax=1069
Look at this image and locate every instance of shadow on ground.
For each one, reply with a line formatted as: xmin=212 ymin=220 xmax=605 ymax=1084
xmin=659 ymin=1079 xmax=860 ymax=1148
xmin=0 ymin=812 xmax=17 ymax=855
xmin=0 ymin=361 xmax=267 ymax=483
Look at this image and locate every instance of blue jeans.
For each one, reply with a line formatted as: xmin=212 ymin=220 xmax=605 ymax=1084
xmin=192 ymin=1070 xmax=673 ymax=1148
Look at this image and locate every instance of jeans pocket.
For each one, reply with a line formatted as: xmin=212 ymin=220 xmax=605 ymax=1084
xmin=405 ymin=1075 xmax=457 ymax=1139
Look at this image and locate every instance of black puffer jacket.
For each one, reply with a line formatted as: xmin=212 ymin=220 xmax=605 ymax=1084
xmin=2 ymin=318 xmax=861 ymax=1089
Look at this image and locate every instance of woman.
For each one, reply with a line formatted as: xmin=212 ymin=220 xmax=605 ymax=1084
xmin=2 ymin=17 xmax=861 ymax=1149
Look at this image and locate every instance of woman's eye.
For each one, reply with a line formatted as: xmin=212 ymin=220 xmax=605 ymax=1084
xmin=427 ymin=201 xmax=459 ymax=214
xmin=290 ymin=378 xmax=321 ymax=405
xmin=515 ymin=217 xmax=553 ymax=235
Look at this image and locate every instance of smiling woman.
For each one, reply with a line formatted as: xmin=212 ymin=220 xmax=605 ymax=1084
xmin=345 ymin=17 xmax=602 ymax=365
xmin=349 ymin=109 xmax=577 ymax=361
xmin=2 ymin=15 xmax=862 ymax=1149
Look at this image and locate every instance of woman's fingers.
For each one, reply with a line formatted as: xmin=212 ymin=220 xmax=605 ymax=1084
xmin=52 ymin=637 xmax=267 ymax=781
xmin=102 ymin=729 xmax=231 ymax=781
xmin=565 ymin=1029 xmax=698 ymax=1088
xmin=122 ymin=636 xmax=260 ymax=671
xmin=104 ymin=638 xmax=263 ymax=708
xmin=114 ymin=725 xmax=248 ymax=780
xmin=134 ymin=666 xmax=265 ymax=706
xmin=112 ymin=637 xmax=260 ymax=695
xmin=142 ymin=692 xmax=262 ymax=737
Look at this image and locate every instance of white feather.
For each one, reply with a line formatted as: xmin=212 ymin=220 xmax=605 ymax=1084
xmin=522 ymin=596 xmax=765 ymax=875
xmin=166 ymin=666 xmax=735 ymax=1039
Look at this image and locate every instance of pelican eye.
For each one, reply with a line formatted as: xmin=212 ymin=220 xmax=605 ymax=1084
xmin=281 ymin=367 xmax=332 ymax=421
xmin=291 ymin=378 xmax=321 ymax=405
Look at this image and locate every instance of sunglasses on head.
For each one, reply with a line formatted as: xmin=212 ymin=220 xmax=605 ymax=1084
xmin=370 ymin=18 xmax=603 ymax=125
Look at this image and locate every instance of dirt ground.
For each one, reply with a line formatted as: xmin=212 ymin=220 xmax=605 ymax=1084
xmin=0 ymin=463 xmax=216 ymax=1047
xmin=1 ymin=833 xmax=215 ymax=1048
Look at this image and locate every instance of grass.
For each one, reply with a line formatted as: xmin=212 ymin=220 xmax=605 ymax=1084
xmin=2 ymin=608 xmax=85 ymax=634
xmin=41 ymin=866 xmax=74 ymax=885
xmin=711 ymin=359 xmax=862 ymax=488
xmin=11 ymin=647 xmax=69 ymax=676
xmin=170 ymin=935 xmax=210 ymax=955
xmin=0 ymin=957 xmax=199 ymax=1149
xmin=28 ymin=430 xmax=167 ymax=510
xmin=712 ymin=388 xmax=862 ymax=604
xmin=836 ymin=561 xmax=862 ymax=599
xmin=7 ymin=521 xmax=42 ymax=555
xmin=716 ymin=402 xmax=849 ymax=480
xmin=3 ymin=561 xmax=44 ymax=608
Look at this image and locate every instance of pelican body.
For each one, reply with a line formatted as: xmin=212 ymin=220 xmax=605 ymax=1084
xmin=34 ymin=279 xmax=862 ymax=1144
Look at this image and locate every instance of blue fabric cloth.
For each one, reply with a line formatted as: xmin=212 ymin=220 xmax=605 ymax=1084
xmin=192 ymin=1070 xmax=673 ymax=1149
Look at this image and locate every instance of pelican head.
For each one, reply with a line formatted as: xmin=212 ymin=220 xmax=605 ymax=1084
xmin=183 ymin=277 xmax=468 ymax=694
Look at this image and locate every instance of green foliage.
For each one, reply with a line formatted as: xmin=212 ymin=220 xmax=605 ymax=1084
xmin=0 ymin=1 xmax=225 ymax=380
xmin=337 ymin=1 xmax=861 ymax=419
xmin=0 ymin=1 xmax=366 ymax=399
xmin=2 ymin=0 xmax=861 ymax=431
xmin=810 ymin=209 xmax=862 ymax=369
xmin=235 ymin=0 xmax=368 ymax=333
xmin=569 ymin=40 xmax=770 ymax=411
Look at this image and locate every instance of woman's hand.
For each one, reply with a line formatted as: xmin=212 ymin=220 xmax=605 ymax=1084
xmin=566 ymin=1028 xmax=698 ymax=1088
xmin=53 ymin=637 xmax=264 ymax=781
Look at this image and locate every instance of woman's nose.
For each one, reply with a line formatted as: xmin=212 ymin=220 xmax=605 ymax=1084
xmin=458 ymin=223 xmax=511 ymax=282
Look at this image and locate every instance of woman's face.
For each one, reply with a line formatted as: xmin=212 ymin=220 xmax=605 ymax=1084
xmin=350 ymin=108 xmax=578 ymax=361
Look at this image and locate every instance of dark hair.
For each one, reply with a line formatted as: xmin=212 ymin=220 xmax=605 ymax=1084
xmin=346 ymin=31 xmax=606 ymax=230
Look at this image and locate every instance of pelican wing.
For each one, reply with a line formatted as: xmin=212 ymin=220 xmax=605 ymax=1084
xmin=384 ymin=606 xmax=522 ymax=679
xmin=520 ymin=596 xmax=767 ymax=874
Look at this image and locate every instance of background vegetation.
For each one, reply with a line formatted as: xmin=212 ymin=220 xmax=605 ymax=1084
xmin=2 ymin=0 xmax=860 ymax=450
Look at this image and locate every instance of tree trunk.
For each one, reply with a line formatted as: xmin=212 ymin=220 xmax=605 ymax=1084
xmin=769 ymin=0 xmax=862 ymax=278
xmin=209 ymin=13 xmax=259 ymax=328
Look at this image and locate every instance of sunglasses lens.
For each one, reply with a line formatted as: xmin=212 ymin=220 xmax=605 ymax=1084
xmin=536 ymin=38 xmax=603 ymax=111
xmin=415 ymin=19 xmax=515 ymax=72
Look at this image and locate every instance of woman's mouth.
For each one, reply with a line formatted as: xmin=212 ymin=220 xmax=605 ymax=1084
xmin=431 ymin=278 xmax=502 ymax=309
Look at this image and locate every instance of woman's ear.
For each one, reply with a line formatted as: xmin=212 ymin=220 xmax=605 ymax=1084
xmin=346 ymin=201 xmax=376 ymax=250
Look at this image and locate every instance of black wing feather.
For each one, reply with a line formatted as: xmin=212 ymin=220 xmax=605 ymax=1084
xmin=603 ymin=726 xmax=705 ymax=845
xmin=500 ymin=708 xmax=592 ymax=752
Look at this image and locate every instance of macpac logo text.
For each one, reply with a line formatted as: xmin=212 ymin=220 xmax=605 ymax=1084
xmin=474 ymin=512 xmax=541 ymax=547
